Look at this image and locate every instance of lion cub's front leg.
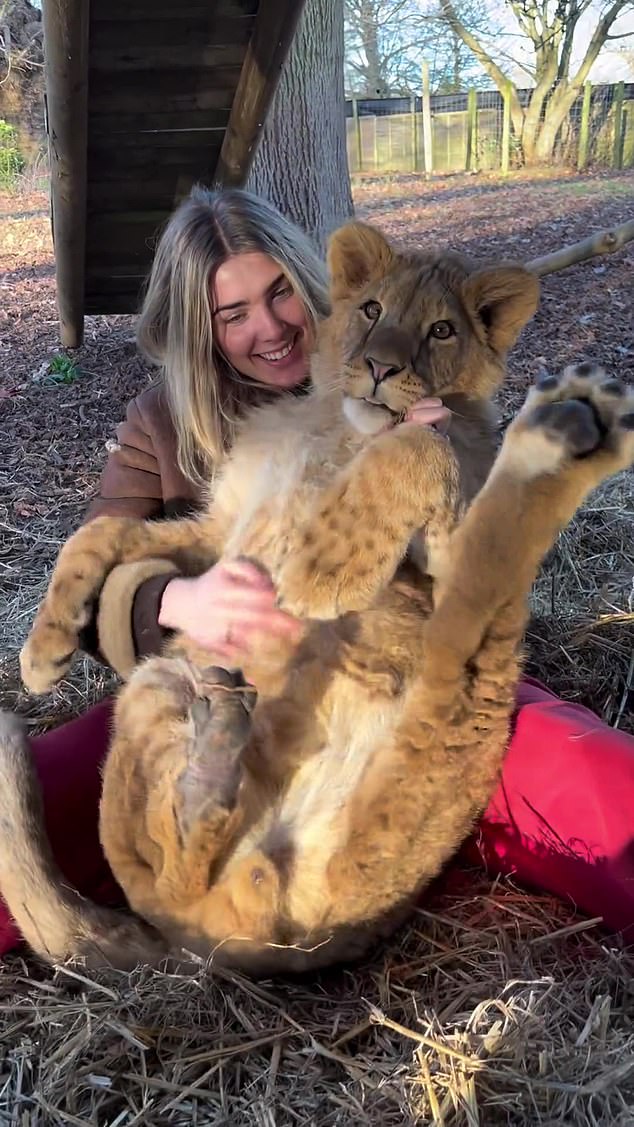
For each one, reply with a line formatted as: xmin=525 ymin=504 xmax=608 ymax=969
xmin=20 ymin=513 xmax=219 ymax=694
xmin=278 ymin=423 xmax=460 ymax=619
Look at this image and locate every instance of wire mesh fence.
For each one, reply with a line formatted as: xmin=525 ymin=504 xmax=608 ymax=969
xmin=346 ymin=81 xmax=634 ymax=176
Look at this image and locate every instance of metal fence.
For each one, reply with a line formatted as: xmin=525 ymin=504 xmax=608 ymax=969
xmin=345 ymin=82 xmax=634 ymax=175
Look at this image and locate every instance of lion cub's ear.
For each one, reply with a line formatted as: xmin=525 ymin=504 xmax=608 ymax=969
xmin=463 ymin=265 xmax=540 ymax=354
xmin=327 ymin=222 xmax=395 ymax=300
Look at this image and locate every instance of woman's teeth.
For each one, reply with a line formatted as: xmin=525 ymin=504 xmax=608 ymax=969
xmin=258 ymin=340 xmax=294 ymax=362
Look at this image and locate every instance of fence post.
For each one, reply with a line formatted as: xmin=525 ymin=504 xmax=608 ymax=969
xmin=577 ymin=81 xmax=592 ymax=171
xmin=410 ymin=95 xmax=418 ymax=171
xmin=373 ymin=115 xmax=378 ymax=172
xmin=501 ymin=79 xmax=512 ymax=175
xmin=612 ymin=81 xmax=625 ymax=170
xmin=466 ymin=87 xmax=478 ymax=172
xmin=422 ymin=61 xmax=433 ymax=178
xmin=352 ymin=96 xmax=363 ymax=173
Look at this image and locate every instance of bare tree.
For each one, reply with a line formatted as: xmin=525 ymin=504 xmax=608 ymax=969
xmin=248 ymin=0 xmax=353 ymax=253
xmin=438 ymin=0 xmax=634 ymax=163
xmin=344 ymin=0 xmax=427 ymax=93
xmin=344 ymin=0 xmax=487 ymax=94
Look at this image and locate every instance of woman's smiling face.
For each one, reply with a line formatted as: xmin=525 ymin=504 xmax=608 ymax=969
xmin=211 ymin=252 xmax=311 ymax=389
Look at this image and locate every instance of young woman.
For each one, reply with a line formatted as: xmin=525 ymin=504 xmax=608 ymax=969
xmin=2 ymin=186 xmax=633 ymax=956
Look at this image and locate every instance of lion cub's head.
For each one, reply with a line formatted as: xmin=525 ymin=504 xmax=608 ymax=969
xmin=315 ymin=222 xmax=540 ymax=435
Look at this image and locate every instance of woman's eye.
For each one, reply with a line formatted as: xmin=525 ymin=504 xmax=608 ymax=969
xmin=430 ymin=320 xmax=455 ymax=340
xmin=225 ymin=311 xmax=247 ymax=326
xmin=361 ymin=300 xmax=382 ymax=320
xmin=273 ymin=284 xmax=293 ymax=301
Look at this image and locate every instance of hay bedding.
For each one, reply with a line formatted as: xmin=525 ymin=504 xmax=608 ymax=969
xmin=0 ymin=169 xmax=633 ymax=1124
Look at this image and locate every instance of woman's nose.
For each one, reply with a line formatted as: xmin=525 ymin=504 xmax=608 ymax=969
xmin=253 ymin=302 xmax=283 ymax=340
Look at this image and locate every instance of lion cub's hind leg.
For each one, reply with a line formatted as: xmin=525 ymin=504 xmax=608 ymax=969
xmin=424 ymin=361 xmax=634 ymax=715
xmin=317 ymin=366 xmax=634 ymax=931
xmin=102 ymin=658 xmax=258 ymax=920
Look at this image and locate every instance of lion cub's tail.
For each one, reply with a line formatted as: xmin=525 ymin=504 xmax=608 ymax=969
xmin=0 ymin=712 xmax=167 ymax=970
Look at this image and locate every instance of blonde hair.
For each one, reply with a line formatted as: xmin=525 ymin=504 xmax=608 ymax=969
xmin=136 ymin=185 xmax=330 ymax=487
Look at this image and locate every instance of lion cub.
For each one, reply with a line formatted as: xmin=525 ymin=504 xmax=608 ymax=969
xmin=2 ymin=223 xmax=633 ymax=975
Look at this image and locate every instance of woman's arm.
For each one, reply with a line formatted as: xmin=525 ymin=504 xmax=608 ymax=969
xmin=79 ymin=392 xmax=189 ymax=677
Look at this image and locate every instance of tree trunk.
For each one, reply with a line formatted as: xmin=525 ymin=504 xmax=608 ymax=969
xmin=520 ymin=58 xmax=559 ymax=165
xmin=532 ymin=84 xmax=582 ymax=163
xmin=247 ymin=0 xmax=354 ymax=254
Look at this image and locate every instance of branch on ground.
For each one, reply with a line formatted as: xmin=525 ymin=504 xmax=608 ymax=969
xmin=526 ymin=219 xmax=634 ymax=276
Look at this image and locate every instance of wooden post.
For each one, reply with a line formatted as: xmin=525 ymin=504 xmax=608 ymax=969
xmin=612 ymin=81 xmax=625 ymax=170
xmin=466 ymin=87 xmax=478 ymax=172
xmin=216 ymin=0 xmax=307 ymax=186
xmin=421 ymin=61 xmax=433 ymax=179
xmin=41 ymin=0 xmax=90 ymax=349
xmin=501 ymin=79 xmax=512 ymax=175
xmin=352 ymin=96 xmax=363 ymax=173
xmin=410 ymin=95 xmax=418 ymax=171
xmin=577 ymin=81 xmax=592 ymax=171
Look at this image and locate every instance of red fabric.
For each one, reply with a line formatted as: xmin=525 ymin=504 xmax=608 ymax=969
xmin=461 ymin=676 xmax=634 ymax=942
xmin=0 ymin=699 xmax=121 ymax=955
xmin=2 ymin=678 xmax=634 ymax=956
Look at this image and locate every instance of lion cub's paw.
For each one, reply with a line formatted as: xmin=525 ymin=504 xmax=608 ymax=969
xmin=504 ymin=362 xmax=634 ymax=478
xmin=278 ymin=546 xmax=375 ymax=620
xmin=177 ymin=669 xmax=256 ymax=836
xmin=20 ymin=620 xmax=79 ymax=695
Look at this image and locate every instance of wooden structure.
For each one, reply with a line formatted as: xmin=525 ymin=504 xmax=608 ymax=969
xmin=41 ymin=0 xmax=306 ymax=347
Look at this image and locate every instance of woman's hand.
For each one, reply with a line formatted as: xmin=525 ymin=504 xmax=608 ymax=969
xmin=158 ymin=558 xmax=303 ymax=661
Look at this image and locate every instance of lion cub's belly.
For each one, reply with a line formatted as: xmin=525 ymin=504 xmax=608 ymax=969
xmin=178 ymin=678 xmax=406 ymax=954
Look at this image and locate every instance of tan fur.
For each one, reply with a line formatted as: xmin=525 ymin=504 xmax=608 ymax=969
xmin=4 ymin=226 xmax=633 ymax=974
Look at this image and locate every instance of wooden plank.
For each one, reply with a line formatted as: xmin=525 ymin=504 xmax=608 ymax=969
xmin=90 ymin=0 xmax=257 ymax=20
xmin=85 ymin=211 xmax=171 ymax=259
xmin=86 ymin=175 xmax=214 ymax=211
xmin=216 ymin=0 xmax=307 ymax=185
xmin=88 ymin=69 xmax=242 ymax=115
xmin=86 ymin=266 xmax=148 ymax=282
xmin=87 ymin=129 xmax=225 ymax=151
xmin=88 ymin=109 xmax=232 ymax=134
xmin=85 ymin=293 xmax=143 ymax=315
xmin=90 ymin=44 xmax=248 ymax=74
xmin=90 ymin=15 xmax=255 ymax=50
xmin=85 ymin=276 xmax=147 ymax=296
xmin=42 ymin=0 xmax=89 ymax=348
xmin=87 ymin=145 xmax=221 ymax=176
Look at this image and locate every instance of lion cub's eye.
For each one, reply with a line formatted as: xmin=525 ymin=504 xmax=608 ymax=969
xmin=361 ymin=300 xmax=382 ymax=321
xmin=430 ymin=320 xmax=455 ymax=340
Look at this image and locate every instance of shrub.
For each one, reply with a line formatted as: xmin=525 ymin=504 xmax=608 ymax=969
xmin=0 ymin=120 xmax=25 ymax=186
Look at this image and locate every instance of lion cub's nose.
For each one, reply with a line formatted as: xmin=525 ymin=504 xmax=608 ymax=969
xmin=367 ymin=357 xmax=405 ymax=385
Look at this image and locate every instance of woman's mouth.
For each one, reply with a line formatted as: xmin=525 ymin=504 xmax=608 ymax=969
xmin=258 ymin=339 xmax=295 ymax=362
xmin=255 ymin=333 xmax=302 ymax=366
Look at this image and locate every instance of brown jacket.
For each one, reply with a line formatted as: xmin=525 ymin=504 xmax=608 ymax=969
xmin=85 ymin=382 xmax=206 ymax=678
